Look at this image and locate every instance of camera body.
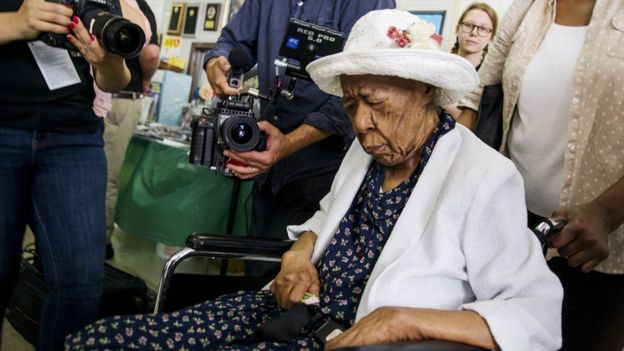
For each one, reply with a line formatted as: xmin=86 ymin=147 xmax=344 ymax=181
xmin=189 ymin=98 xmax=266 ymax=176
xmin=42 ymin=0 xmax=145 ymax=58
xmin=278 ymin=19 xmax=345 ymax=80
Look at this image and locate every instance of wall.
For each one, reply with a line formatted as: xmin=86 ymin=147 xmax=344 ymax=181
xmin=151 ymin=0 xmax=227 ymax=73
xmin=459 ymin=0 xmax=513 ymax=24
xmin=150 ymin=0 xmax=512 ymax=71
xmin=147 ymin=0 xmax=513 ymax=99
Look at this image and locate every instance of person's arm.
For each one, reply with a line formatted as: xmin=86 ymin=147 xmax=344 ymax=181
xmin=444 ymin=103 xmax=463 ymax=119
xmin=136 ymin=0 xmax=159 ymax=93
xmin=326 ymin=307 xmax=496 ymax=350
xmin=458 ymin=161 xmax=562 ymax=350
xmin=204 ymin=0 xmax=260 ymax=96
xmin=224 ymin=105 xmax=348 ymax=179
xmin=65 ymin=17 xmax=130 ymax=92
xmin=551 ymin=175 xmax=624 ymax=272
xmin=270 ymin=231 xmax=319 ymax=310
xmin=138 ymin=43 xmax=159 ymax=92
xmin=0 ymin=0 xmax=72 ymax=45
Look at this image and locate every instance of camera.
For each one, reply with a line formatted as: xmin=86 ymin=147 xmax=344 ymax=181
xmin=277 ymin=19 xmax=345 ymax=80
xmin=189 ymin=20 xmax=344 ymax=177
xmin=189 ymin=98 xmax=266 ymax=176
xmin=41 ymin=0 xmax=145 ymax=58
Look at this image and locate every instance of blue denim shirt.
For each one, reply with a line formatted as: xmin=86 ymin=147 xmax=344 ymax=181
xmin=204 ymin=0 xmax=395 ymax=194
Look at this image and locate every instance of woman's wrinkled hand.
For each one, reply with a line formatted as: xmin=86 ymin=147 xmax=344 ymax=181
xmin=325 ymin=307 xmax=426 ymax=350
xmin=270 ymin=249 xmax=320 ymax=310
xmin=14 ymin=0 xmax=73 ymax=40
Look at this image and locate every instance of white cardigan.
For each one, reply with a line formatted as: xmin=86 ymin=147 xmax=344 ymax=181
xmin=287 ymin=125 xmax=563 ymax=351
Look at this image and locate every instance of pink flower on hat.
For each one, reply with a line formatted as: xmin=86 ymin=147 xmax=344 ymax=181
xmin=386 ymin=20 xmax=439 ymax=50
xmin=387 ymin=26 xmax=411 ymax=48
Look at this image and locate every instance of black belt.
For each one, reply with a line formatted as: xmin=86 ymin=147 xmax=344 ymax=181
xmin=112 ymin=91 xmax=143 ymax=99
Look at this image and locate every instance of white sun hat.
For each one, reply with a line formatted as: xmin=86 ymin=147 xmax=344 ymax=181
xmin=306 ymin=9 xmax=479 ymax=106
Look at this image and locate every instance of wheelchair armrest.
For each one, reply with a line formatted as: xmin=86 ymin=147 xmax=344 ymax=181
xmin=186 ymin=234 xmax=294 ymax=259
xmin=334 ymin=340 xmax=486 ymax=351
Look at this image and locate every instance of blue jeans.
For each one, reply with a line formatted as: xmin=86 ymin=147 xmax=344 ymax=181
xmin=0 ymin=125 xmax=106 ymax=350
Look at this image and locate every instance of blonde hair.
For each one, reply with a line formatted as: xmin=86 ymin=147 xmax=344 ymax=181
xmin=451 ymin=3 xmax=498 ymax=56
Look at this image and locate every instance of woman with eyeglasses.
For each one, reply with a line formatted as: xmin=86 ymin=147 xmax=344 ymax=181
xmin=445 ymin=3 xmax=498 ymax=118
xmin=452 ymin=3 xmax=498 ymax=70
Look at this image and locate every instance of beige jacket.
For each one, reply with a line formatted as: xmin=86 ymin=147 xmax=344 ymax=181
xmin=459 ymin=0 xmax=624 ymax=274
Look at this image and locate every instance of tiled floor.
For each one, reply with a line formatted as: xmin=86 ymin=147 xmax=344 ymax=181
xmin=1 ymin=226 xmax=225 ymax=351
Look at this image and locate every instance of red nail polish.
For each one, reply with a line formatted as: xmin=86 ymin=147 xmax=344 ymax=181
xmin=90 ymin=34 xmax=95 ymax=41
xmin=72 ymin=16 xmax=79 ymax=23
xmin=66 ymin=34 xmax=72 ymax=40
xmin=68 ymin=23 xmax=75 ymax=30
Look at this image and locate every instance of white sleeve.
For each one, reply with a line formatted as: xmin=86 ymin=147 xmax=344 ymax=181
xmin=286 ymin=191 xmax=330 ymax=240
xmin=460 ymin=163 xmax=563 ymax=351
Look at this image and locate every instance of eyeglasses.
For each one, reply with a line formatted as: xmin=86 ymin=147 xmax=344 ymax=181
xmin=460 ymin=21 xmax=493 ymax=37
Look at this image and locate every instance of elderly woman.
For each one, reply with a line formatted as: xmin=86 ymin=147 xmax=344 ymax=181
xmin=66 ymin=9 xmax=561 ymax=351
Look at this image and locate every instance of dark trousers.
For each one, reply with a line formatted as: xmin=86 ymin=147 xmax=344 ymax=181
xmin=529 ymin=212 xmax=624 ymax=351
xmin=246 ymin=172 xmax=336 ymax=280
xmin=548 ymin=257 xmax=624 ymax=351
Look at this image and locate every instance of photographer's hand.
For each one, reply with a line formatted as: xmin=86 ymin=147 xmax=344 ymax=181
xmin=205 ymin=56 xmax=242 ymax=96
xmin=224 ymin=121 xmax=285 ymax=179
xmin=224 ymin=121 xmax=330 ymax=179
xmin=67 ymin=17 xmax=130 ymax=92
xmin=0 ymin=0 xmax=72 ymax=44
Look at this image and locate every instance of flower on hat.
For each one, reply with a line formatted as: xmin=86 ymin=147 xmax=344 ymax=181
xmin=386 ymin=18 xmax=440 ymax=51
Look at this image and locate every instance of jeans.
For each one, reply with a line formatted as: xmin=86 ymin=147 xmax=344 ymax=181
xmin=0 ymin=125 xmax=106 ymax=350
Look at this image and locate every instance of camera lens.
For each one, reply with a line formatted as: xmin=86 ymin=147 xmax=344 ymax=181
xmin=110 ymin=24 xmax=144 ymax=57
xmin=90 ymin=13 xmax=145 ymax=58
xmin=222 ymin=116 xmax=261 ymax=152
xmin=231 ymin=122 xmax=253 ymax=145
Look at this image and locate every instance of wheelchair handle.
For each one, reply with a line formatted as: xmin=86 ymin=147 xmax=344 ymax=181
xmin=532 ymin=217 xmax=567 ymax=254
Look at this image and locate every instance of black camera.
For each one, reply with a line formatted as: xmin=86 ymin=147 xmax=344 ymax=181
xmin=42 ymin=0 xmax=145 ymax=58
xmin=189 ymin=98 xmax=266 ymax=176
xmin=189 ymin=21 xmax=344 ymax=176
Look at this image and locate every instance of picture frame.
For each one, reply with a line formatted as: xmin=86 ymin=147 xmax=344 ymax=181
xmin=183 ymin=3 xmax=201 ymax=37
xmin=167 ymin=2 xmax=186 ymax=36
xmin=410 ymin=11 xmax=446 ymax=35
xmin=203 ymin=3 xmax=221 ymax=31
xmin=396 ymin=0 xmax=457 ymax=50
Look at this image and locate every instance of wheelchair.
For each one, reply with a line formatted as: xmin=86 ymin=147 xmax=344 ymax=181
xmin=152 ymin=218 xmax=564 ymax=350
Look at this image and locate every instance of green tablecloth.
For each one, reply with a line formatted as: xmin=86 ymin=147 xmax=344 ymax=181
xmin=116 ymin=135 xmax=253 ymax=246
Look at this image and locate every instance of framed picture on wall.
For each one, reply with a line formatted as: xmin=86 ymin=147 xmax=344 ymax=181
xmin=410 ymin=11 xmax=446 ymax=35
xmin=396 ymin=0 xmax=457 ymax=50
xmin=203 ymin=3 xmax=221 ymax=31
xmin=167 ymin=2 xmax=186 ymax=36
xmin=183 ymin=4 xmax=201 ymax=37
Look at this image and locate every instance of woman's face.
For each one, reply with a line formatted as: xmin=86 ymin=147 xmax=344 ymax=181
xmin=340 ymin=75 xmax=436 ymax=168
xmin=457 ymin=9 xmax=493 ymax=55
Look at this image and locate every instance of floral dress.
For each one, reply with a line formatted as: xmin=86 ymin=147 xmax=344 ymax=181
xmin=65 ymin=113 xmax=455 ymax=351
